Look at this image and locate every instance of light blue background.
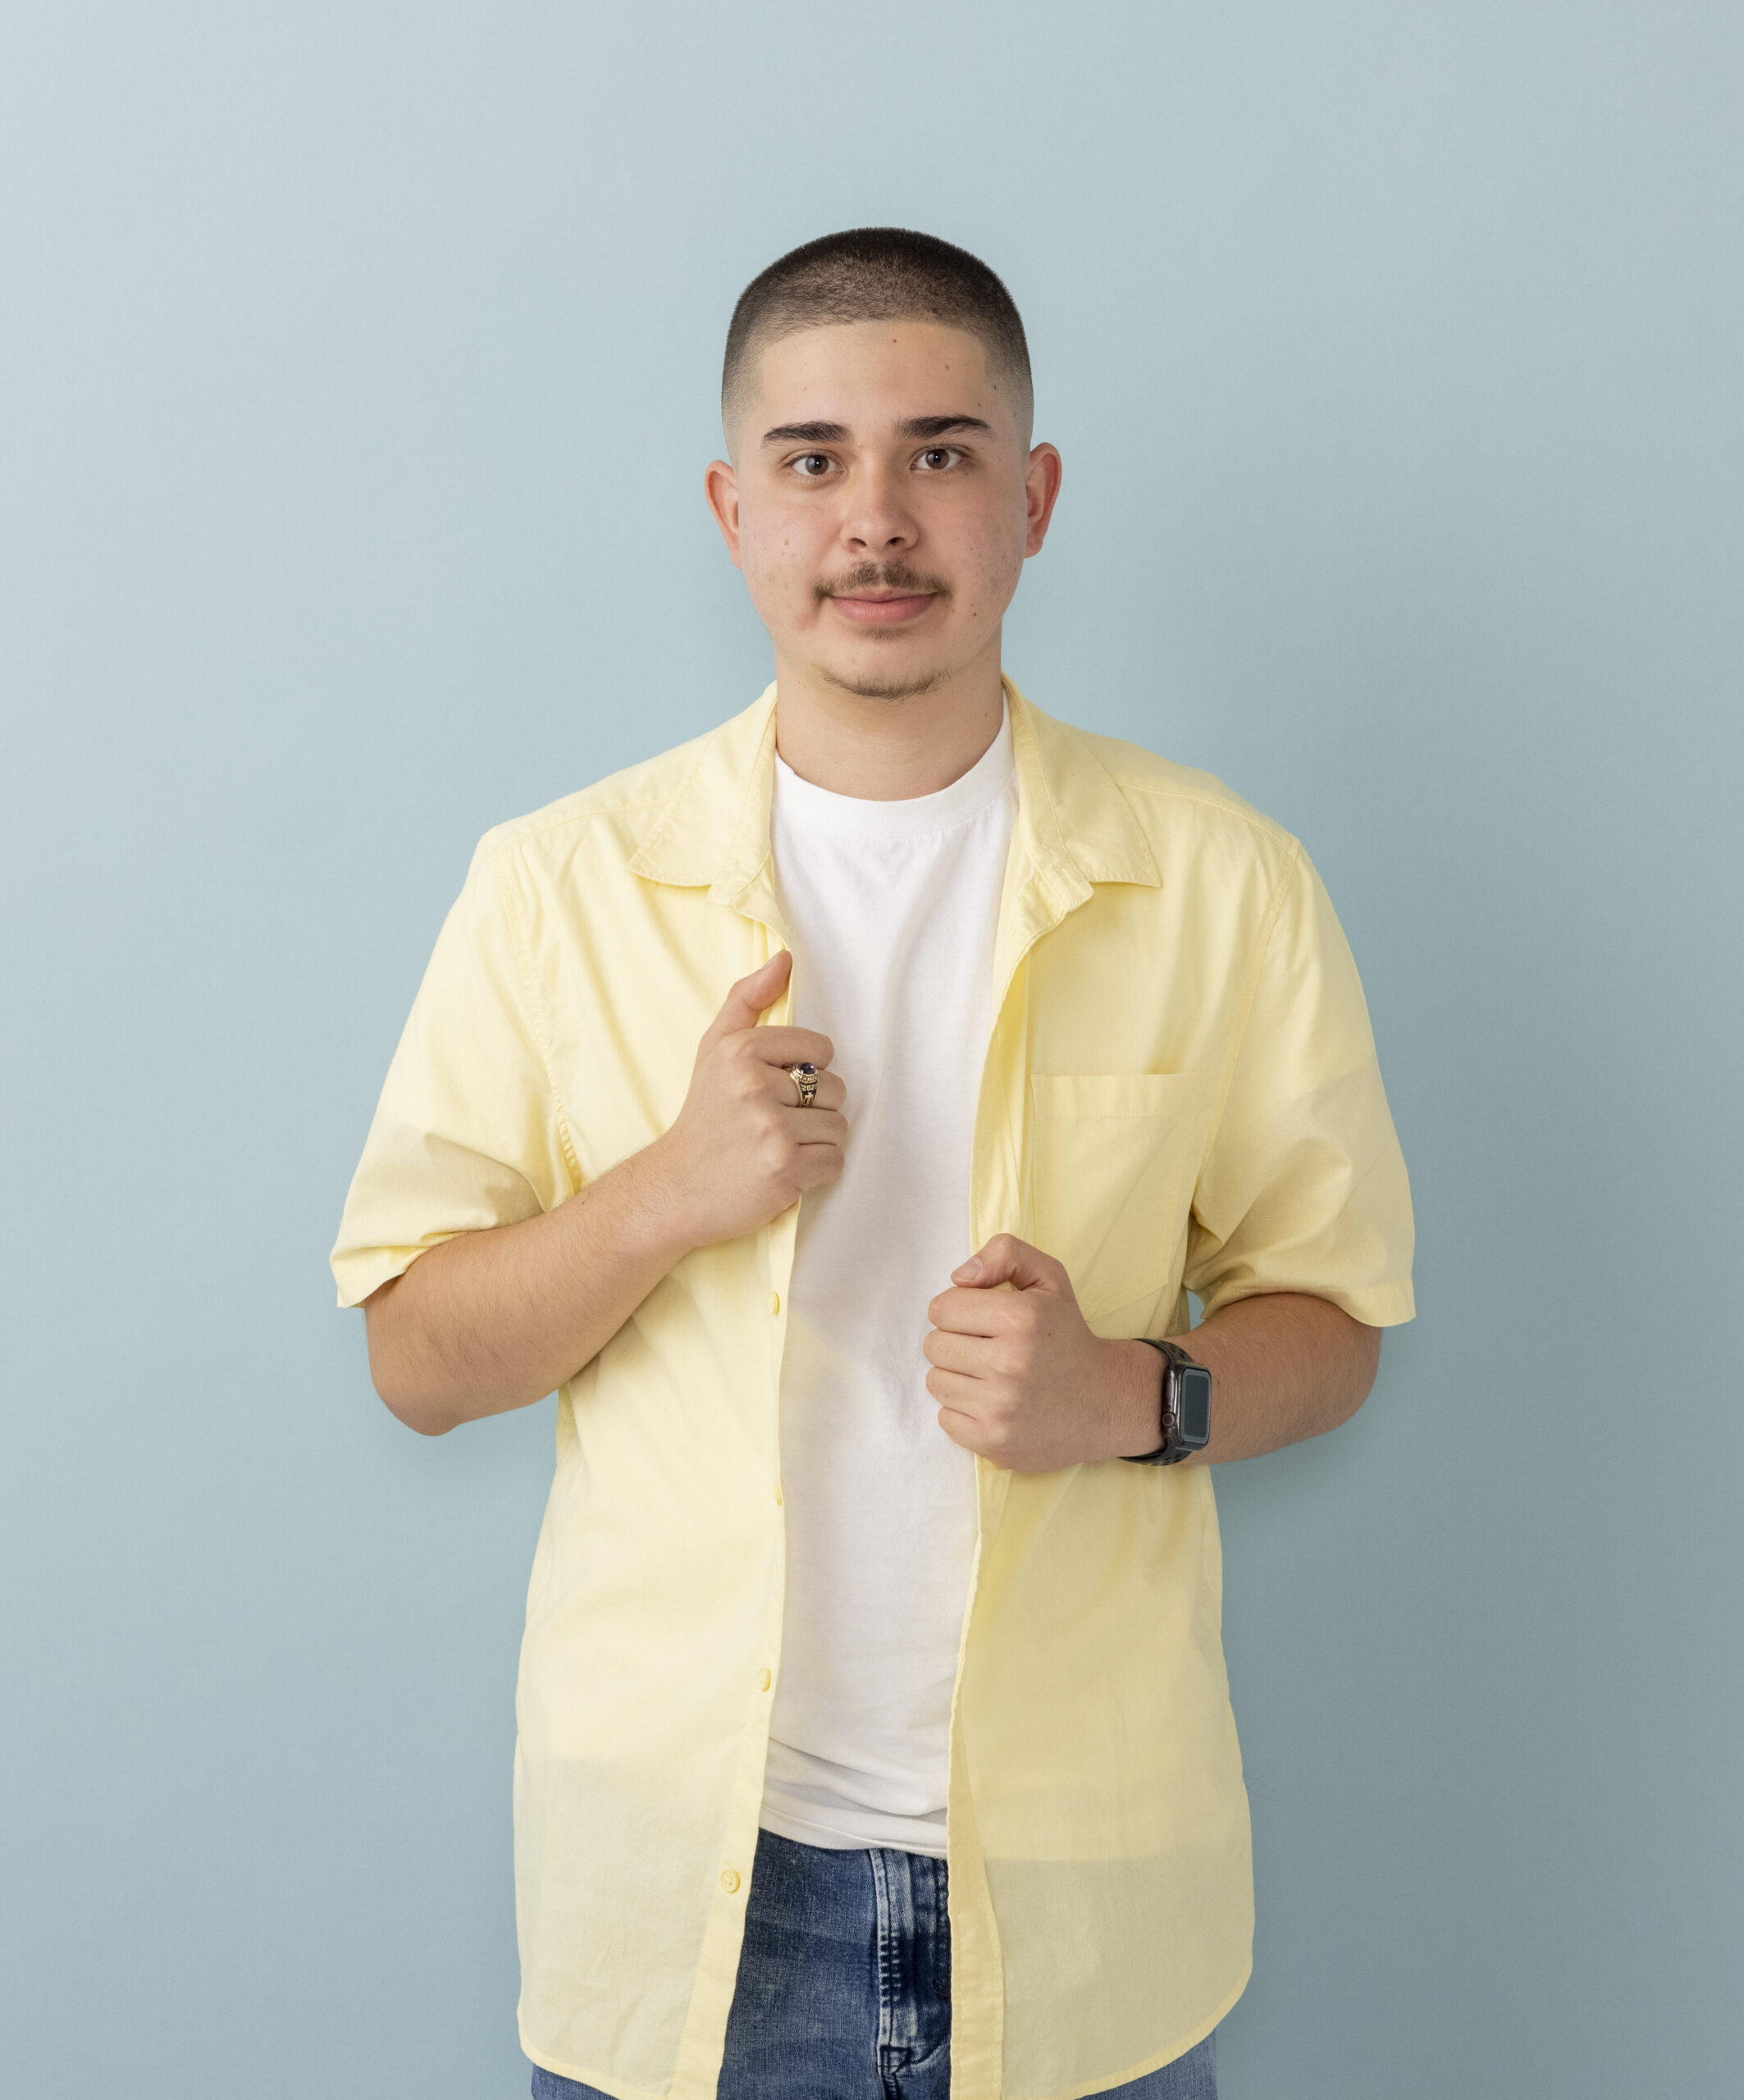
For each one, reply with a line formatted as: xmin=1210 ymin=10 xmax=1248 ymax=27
xmin=3 ymin=5 xmax=1740 ymax=2095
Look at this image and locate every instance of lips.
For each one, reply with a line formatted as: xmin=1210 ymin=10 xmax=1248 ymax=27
xmin=827 ymin=591 xmax=937 ymax=626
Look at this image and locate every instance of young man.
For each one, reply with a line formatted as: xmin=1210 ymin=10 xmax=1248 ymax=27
xmin=332 ymin=229 xmax=1414 ymax=2100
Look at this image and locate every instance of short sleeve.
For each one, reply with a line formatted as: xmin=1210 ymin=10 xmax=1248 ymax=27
xmin=329 ymin=839 xmax=578 ymax=1308
xmin=1184 ymin=845 xmax=1416 ymax=1327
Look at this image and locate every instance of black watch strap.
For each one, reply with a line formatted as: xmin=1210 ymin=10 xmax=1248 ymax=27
xmin=1121 ymin=1337 xmax=1212 ymax=1466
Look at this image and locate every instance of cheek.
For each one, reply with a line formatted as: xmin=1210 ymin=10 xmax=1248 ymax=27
xmin=951 ymin=518 xmax=1028 ymax=610
xmin=739 ymin=504 xmax=829 ymax=602
xmin=931 ymin=486 xmax=1030 ymax=593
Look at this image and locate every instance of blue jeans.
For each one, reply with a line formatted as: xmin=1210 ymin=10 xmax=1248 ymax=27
xmin=531 ymin=1827 xmax=1217 ymax=2100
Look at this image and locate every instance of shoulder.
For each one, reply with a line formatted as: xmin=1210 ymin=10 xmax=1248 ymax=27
xmin=468 ymin=726 xmax=714 ymax=872
xmin=1085 ymin=725 xmax=1290 ymax=835
xmin=460 ymin=690 xmax=771 ymax=893
xmin=1026 ymin=700 xmax=1303 ymax=896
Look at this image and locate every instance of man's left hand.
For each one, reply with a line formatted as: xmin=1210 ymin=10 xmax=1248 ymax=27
xmin=923 ymin=1235 xmax=1160 ymax=1472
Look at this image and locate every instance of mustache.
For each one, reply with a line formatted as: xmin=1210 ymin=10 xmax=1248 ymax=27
xmin=815 ymin=562 xmax=951 ymax=602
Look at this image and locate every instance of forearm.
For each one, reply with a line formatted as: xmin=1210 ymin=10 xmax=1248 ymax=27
xmin=363 ymin=1139 xmax=692 ymax=1436
xmin=361 ymin=956 xmax=849 ymax=1439
xmin=1102 ymin=1291 xmax=1381 ymax=1467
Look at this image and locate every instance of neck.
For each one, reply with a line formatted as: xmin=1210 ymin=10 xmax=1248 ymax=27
xmin=771 ymin=634 xmax=1007 ymax=800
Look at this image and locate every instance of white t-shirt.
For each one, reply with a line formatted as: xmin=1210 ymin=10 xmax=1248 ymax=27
xmin=760 ymin=710 xmax=1017 ymax=1858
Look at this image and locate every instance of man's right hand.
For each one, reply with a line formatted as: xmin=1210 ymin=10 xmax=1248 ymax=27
xmin=646 ymin=949 xmax=847 ymax=1250
xmin=364 ymin=947 xmax=845 ymax=1435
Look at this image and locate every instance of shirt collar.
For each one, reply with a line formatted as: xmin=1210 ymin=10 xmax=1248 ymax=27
xmin=626 ymin=675 xmax=1161 ymax=921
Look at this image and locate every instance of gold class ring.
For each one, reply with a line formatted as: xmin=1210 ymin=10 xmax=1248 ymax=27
xmin=786 ymin=1061 xmax=819 ymax=1107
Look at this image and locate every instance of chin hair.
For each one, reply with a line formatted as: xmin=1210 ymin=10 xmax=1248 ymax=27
xmin=824 ymin=666 xmax=948 ymax=702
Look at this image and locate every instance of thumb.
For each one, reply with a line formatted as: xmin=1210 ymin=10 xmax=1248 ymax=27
xmin=699 ymin=948 xmax=792 ymax=1053
xmin=952 ymin=1234 xmax=1066 ymax=1294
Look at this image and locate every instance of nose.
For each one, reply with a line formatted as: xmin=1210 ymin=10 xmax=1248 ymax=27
xmin=841 ymin=462 xmax=918 ymax=555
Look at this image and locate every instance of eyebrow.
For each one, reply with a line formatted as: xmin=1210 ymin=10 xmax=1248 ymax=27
xmin=760 ymin=420 xmax=849 ymax=445
xmin=897 ymin=414 xmax=992 ymax=440
xmin=759 ymin=413 xmax=993 ymax=447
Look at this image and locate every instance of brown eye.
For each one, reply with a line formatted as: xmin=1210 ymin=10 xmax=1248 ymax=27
xmin=917 ymin=446 xmax=958 ymax=470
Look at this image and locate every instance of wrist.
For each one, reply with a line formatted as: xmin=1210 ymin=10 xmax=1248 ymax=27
xmin=1122 ymin=1335 xmax=1215 ymax=1466
xmin=1103 ymin=1337 xmax=1166 ymax=1460
xmin=602 ymin=1134 xmax=705 ymax=1268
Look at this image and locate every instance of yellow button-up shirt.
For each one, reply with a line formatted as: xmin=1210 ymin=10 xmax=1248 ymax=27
xmin=331 ymin=679 xmax=1414 ymax=2100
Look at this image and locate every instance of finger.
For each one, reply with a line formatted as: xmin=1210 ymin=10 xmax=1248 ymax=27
xmin=952 ymin=1234 xmax=1069 ymax=1294
xmin=925 ymin=1364 xmax=984 ymax=1408
xmin=934 ymin=1403 xmax=988 ymax=1455
xmin=790 ymin=1142 xmax=846 ymax=1191
xmin=756 ymin=1052 xmax=844 ymax=1107
xmin=765 ymin=1075 xmax=848 ymax=1125
xmin=784 ymin=1107 xmax=848 ymax=1148
xmin=807 ymin=1070 xmax=847 ymax=1112
xmin=698 ymin=951 xmax=792 ymax=1056
xmin=926 ymin=1284 xmax=1018 ymax=1337
xmin=922 ymin=1328 xmax=994 ymax=1376
xmin=746 ymin=1026 xmax=837 ymax=1071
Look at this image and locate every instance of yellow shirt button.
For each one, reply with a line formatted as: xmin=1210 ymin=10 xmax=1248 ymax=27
xmin=769 ymin=1291 xmax=781 ymax=1316
xmin=720 ymin=1867 xmax=741 ymax=1893
xmin=756 ymin=1668 xmax=771 ymax=1691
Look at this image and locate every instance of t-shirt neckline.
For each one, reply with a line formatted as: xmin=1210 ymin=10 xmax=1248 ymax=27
xmin=772 ymin=706 xmax=1015 ymax=844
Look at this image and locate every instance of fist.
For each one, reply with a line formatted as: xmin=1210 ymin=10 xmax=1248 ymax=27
xmin=923 ymin=1234 xmax=1162 ymax=1472
xmin=651 ymin=951 xmax=847 ymax=1249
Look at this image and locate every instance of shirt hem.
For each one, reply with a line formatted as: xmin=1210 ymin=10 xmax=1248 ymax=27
xmin=331 ymin=1244 xmax=429 ymax=1309
xmin=1197 ymin=1276 xmax=1415 ymax=1329
xmin=1034 ymin=1954 xmax=1253 ymax=2100
xmin=521 ymin=2030 xmax=660 ymax=2100
xmin=518 ymin=1957 xmax=1252 ymax=2100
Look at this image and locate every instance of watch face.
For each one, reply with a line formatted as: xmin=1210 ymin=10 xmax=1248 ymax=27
xmin=1178 ymin=1368 xmax=1212 ymax=1446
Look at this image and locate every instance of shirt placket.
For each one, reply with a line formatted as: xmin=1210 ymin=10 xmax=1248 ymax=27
xmin=940 ymin=813 xmax=1098 ymax=2100
xmin=668 ymin=901 xmax=801 ymax=2098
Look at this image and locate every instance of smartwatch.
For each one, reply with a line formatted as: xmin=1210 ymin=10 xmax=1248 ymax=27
xmin=1121 ymin=1338 xmax=1213 ymax=1466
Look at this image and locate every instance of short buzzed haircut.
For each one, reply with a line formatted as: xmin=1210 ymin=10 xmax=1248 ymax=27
xmin=722 ymin=227 xmax=1032 ymax=445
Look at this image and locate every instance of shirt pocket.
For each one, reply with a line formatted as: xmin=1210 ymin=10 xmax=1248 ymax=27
xmin=1030 ymin=1073 xmax=1209 ymax=1319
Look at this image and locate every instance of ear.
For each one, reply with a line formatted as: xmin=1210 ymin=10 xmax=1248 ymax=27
xmin=705 ymin=459 xmax=743 ymax=568
xmin=1023 ymin=442 xmax=1064 ymax=557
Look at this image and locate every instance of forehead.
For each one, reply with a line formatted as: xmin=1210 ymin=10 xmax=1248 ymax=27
xmin=741 ymin=319 xmax=1012 ymax=436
